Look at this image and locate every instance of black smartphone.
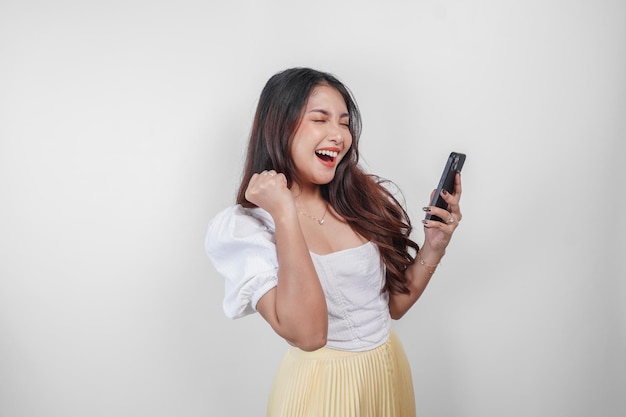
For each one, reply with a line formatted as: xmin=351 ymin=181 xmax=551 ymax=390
xmin=425 ymin=152 xmax=466 ymax=222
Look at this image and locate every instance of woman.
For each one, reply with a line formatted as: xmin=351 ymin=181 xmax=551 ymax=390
xmin=206 ymin=67 xmax=462 ymax=416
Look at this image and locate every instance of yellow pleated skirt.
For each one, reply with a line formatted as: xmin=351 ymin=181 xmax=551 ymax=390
xmin=267 ymin=331 xmax=416 ymax=417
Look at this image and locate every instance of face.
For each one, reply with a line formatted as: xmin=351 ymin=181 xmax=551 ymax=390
xmin=290 ymin=84 xmax=353 ymax=188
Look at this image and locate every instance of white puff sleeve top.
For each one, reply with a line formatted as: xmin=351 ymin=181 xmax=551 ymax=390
xmin=205 ymin=205 xmax=391 ymax=352
xmin=205 ymin=205 xmax=279 ymax=319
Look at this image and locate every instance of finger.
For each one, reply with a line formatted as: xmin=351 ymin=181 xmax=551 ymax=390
xmin=275 ymin=172 xmax=288 ymax=187
xmin=258 ymin=170 xmax=287 ymax=192
xmin=439 ymin=206 xmax=461 ymax=224
xmin=248 ymin=172 xmax=261 ymax=185
xmin=440 ymin=184 xmax=462 ymax=208
xmin=438 ymin=189 xmax=456 ymax=208
xmin=422 ymin=217 xmax=456 ymax=230
xmin=447 ymin=175 xmax=463 ymax=220
xmin=423 ymin=206 xmax=452 ymax=222
xmin=438 ymin=173 xmax=462 ymax=205
xmin=445 ymin=197 xmax=462 ymax=219
xmin=452 ymin=208 xmax=462 ymax=223
xmin=453 ymin=172 xmax=463 ymax=197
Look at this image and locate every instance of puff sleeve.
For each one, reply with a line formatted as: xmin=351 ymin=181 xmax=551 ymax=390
xmin=205 ymin=205 xmax=279 ymax=319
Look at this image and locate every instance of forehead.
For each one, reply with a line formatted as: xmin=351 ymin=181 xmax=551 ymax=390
xmin=305 ymin=84 xmax=348 ymax=112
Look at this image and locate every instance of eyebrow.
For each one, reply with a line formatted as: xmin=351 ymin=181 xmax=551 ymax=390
xmin=308 ymin=109 xmax=350 ymax=118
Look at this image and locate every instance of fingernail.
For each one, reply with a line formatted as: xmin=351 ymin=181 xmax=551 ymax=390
xmin=421 ymin=219 xmax=428 ymax=225
xmin=442 ymin=189 xmax=448 ymax=195
xmin=422 ymin=207 xmax=431 ymax=212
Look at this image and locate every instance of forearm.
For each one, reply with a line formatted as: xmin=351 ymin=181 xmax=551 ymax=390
xmin=269 ymin=210 xmax=328 ymax=349
xmin=388 ymin=244 xmax=445 ymax=319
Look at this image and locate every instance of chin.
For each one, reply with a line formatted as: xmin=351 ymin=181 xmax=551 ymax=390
xmin=316 ymin=172 xmax=337 ymax=185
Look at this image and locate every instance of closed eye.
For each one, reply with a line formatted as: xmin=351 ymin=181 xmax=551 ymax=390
xmin=308 ymin=109 xmax=349 ymax=127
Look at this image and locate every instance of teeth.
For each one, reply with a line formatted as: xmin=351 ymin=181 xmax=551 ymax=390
xmin=315 ymin=150 xmax=338 ymax=158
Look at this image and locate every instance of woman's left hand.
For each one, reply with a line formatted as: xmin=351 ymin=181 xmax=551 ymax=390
xmin=421 ymin=172 xmax=463 ymax=253
xmin=388 ymin=173 xmax=463 ymax=319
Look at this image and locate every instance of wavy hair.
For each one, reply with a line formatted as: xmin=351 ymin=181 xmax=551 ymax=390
xmin=236 ymin=67 xmax=419 ymax=294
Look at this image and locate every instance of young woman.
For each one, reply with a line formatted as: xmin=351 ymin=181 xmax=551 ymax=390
xmin=205 ymin=67 xmax=463 ymax=416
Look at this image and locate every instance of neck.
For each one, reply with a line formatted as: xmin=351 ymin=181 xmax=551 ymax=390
xmin=290 ymin=183 xmax=323 ymax=203
xmin=294 ymin=190 xmax=329 ymax=226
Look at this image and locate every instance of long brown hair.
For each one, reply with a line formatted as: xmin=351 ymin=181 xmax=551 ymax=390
xmin=236 ymin=68 xmax=418 ymax=294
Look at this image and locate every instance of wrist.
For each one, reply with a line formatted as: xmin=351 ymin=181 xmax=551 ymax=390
xmin=418 ymin=244 xmax=445 ymax=264
xmin=416 ymin=246 xmax=445 ymax=274
xmin=271 ymin=204 xmax=299 ymax=227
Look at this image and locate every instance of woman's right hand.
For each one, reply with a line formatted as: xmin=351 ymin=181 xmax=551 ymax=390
xmin=244 ymin=170 xmax=295 ymax=217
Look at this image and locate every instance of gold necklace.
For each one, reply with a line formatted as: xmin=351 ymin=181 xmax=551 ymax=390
xmin=298 ymin=203 xmax=329 ymax=225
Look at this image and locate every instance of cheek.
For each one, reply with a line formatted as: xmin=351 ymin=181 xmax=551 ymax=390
xmin=290 ymin=139 xmax=304 ymax=156
xmin=343 ymin=135 xmax=353 ymax=156
xmin=338 ymin=144 xmax=353 ymax=164
xmin=288 ymin=141 xmax=310 ymax=170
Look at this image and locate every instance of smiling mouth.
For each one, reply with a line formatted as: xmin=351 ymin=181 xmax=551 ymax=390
xmin=315 ymin=149 xmax=339 ymax=163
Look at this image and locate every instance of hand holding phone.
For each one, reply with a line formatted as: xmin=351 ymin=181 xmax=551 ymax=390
xmin=425 ymin=152 xmax=466 ymax=222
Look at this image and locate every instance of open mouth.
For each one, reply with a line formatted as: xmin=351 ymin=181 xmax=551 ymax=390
xmin=315 ymin=149 xmax=339 ymax=163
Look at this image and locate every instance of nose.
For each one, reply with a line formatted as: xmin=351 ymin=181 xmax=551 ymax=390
xmin=328 ymin=123 xmax=345 ymax=144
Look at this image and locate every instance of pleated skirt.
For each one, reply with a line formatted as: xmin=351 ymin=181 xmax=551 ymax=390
xmin=267 ymin=331 xmax=416 ymax=417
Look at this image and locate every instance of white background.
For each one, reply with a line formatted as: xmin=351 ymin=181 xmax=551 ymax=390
xmin=1 ymin=1 xmax=624 ymax=416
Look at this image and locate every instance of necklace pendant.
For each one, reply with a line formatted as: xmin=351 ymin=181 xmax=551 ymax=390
xmin=298 ymin=203 xmax=328 ymax=226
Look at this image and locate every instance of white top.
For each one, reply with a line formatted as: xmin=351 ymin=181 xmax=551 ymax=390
xmin=205 ymin=205 xmax=391 ymax=352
